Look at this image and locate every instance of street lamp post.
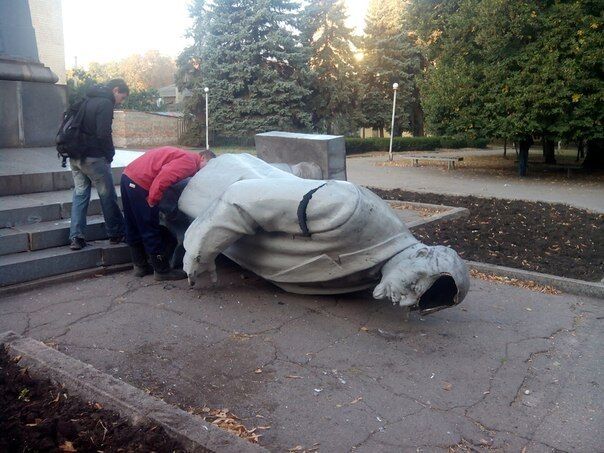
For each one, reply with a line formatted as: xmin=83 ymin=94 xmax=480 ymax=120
xmin=204 ymin=87 xmax=209 ymax=150
xmin=388 ymin=82 xmax=399 ymax=162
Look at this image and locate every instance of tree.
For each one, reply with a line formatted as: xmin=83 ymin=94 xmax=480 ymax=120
xmin=299 ymin=0 xmax=362 ymax=134
xmin=86 ymin=51 xmax=176 ymax=91
xmin=360 ymin=0 xmax=423 ymax=136
xmin=66 ymin=68 xmax=160 ymax=112
xmin=412 ymin=0 xmax=604 ymax=174
xmin=179 ymin=0 xmax=312 ymax=137
xmin=120 ymin=88 xmax=161 ymax=112
xmin=66 ymin=68 xmax=99 ymax=106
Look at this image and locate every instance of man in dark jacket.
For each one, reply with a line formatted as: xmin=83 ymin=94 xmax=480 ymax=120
xmin=69 ymin=79 xmax=129 ymax=250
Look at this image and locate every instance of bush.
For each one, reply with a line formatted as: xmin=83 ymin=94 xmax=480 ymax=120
xmin=345 ymin=136 xmax=488 ymax=154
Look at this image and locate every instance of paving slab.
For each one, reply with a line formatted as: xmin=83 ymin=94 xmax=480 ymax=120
xmin=0 ymin=259 xmax=601 ymax=452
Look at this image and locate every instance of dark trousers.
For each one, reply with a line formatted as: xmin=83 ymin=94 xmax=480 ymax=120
xmin=120 ymin=174 xmax=164 ymax=255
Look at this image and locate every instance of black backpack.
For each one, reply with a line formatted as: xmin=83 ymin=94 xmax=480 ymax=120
xmin=56 ymin=99 xmax=89 ymax=168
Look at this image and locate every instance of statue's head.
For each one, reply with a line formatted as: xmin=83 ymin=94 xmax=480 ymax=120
xmin=373 ymin=243 xmax=470 ymax=315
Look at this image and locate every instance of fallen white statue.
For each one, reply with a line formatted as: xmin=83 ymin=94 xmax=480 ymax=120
xmin=176 ymin=153 xmax=470 ymax=315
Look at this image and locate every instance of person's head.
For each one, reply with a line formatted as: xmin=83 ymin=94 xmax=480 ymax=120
xmin=106 ymin=79 xmax=129 ymax=105
xmin=374 ymin=243 xmax=470 ymax=315
xmin=198 ymin=149 xmax=217 ymax=168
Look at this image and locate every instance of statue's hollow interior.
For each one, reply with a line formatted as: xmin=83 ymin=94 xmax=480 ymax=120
xmin=418 ymin=275 xmax=458 ymax=311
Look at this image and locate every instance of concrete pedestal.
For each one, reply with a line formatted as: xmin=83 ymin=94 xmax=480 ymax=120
xmin=255 ymin=131 xmax=347 ymax=180
xmin=0 ymin=79 xmax=66 ymax=148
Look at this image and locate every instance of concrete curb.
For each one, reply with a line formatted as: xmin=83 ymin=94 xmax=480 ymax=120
xmin=467 ymin=261 xmax=604 ymax=299
xmin=386 ymin=200 xmax=470 ymax=228
xmin=0 ymin=331 xmax=267 ymax=453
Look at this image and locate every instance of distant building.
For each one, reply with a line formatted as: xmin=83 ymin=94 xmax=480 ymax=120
xmin=157 ymin=84 xmax=191 ymax=111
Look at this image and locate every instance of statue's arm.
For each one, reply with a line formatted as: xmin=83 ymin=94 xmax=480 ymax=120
xmin=182 ymin=194 xmax=259 ymax=284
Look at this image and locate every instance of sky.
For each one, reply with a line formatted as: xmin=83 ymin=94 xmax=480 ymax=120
xmin=62 ymin=0 xmax=370 ymax=69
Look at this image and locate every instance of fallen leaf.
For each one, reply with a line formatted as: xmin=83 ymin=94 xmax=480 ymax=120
xmin=349 ymin=396 xmax=363 ymax=404
xmin=254 ymin=368 xmax=263 ymax=374
xmin=93 ymin=402 xmax=103 ymax=410
xmin=59 ymin=441 xmax=77 ymax=452
xmin=360 ymin=326 xmax=369 ymax=332
xmin=286 ymin=375 xmax=303 ymax=379
xmin=442 ymin=382 xmax=453 ymax=391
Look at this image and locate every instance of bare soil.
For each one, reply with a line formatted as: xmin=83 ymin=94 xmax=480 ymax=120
xmin=372 ymin=188 xmax=604 ymax=282
xmin=0 ymin=348 xmax=185 ymax=452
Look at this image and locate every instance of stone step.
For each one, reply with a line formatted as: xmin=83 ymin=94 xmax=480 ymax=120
xmin=0 ymin=186 xmax=122 ymax=227
xmin=0 ymin=165 xmax=125 ymax=196
xmin=0 ymin=215 xmax=108 ymax=255
xmin=0 ymin=241 xmax=131 ymax=287
xmin=0 ymin=147 xmax=142 ymax=196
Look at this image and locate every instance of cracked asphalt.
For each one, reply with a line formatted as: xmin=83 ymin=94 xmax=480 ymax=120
xmin=1 ymin=256 xmax=602 ymax=452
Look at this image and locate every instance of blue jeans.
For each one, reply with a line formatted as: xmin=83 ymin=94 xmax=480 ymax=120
xmin=69 ymin=157 xmax=124 ymax=240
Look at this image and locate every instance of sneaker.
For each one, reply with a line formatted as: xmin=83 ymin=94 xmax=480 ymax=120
xmin=109 ymin=235 xmax=124 ymax=245
xmin=69 ymin=237 xmax=86 ymax=250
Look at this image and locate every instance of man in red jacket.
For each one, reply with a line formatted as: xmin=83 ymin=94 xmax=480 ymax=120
xmin=121 ymin=146 xmax=215 ymax=280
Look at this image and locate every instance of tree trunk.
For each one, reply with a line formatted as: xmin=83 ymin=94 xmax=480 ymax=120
xmin=518 ymin=137 xmax=533 ymax=177
xmin=542 ymin=138 xmax=556 ymax=164
xmin=576 ymin=139 xmax=584 ymax=161
xmin=411 ymin=100 xmax=424 ymax=136
xmin=379 ymin=127 xmax=384 ymax=138
xmin=392 ymin=123 xmax=401 ymax=139
xmin=503 ymin=139 xmax=507 ymax=158
xmin=582 ymin=139 xmax=604 ymax=170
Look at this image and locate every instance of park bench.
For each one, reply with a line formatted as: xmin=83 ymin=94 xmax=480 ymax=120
xmin=399 ymin=155 xmax=464 ymax=170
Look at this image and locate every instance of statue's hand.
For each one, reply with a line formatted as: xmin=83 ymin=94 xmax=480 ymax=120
xmin=183 ymin=252 xmax=217 ymax=286
xmin=373 ymin=280 xmax=417 ymax=307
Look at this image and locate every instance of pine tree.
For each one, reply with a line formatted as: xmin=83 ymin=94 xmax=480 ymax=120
xmin=179 ymin=0 xmax=312 ymax=137
xmin=299 ymin=0 xmax=361 ymax=134
xmin=360 ymin=0 xmax=422 ymax=136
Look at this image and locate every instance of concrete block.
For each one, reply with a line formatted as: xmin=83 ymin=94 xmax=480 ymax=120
xmin=0 ymin=174 xmax=22 ymax=197
xmin=15 ymin=216 xmax=106 ymax=250
xmin=52 ymin=170 xmax=75 ymax=191
xmin=0 ymin=228 xmax=28 ymax=255
xmin=0 ymin=204 xmax=62 ymax=227
xmin=255 ymin=131 xmax=347 ymax=180
xmin=0 ymin=80 xmax=66 ymax=148
xmin=60 ymin=194 xmax=122 ymax=219
xmin=20 ymin=81 xmax=66 ymax=147
xmin=101 ymin=243 xmax=131 ymax=266
xmin=0 ymin=80 xmax=21 ymax=147
xmin=20 ymin=172 xmax=55 ymax=194
xmin=0 ymin=246 xmax=102 ymax=286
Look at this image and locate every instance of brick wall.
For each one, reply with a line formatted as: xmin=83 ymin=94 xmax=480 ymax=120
xmin=29 ymin=0 xmax=66 ymax=85
xmin=113 ymin=111 xmax=180 ymax=148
